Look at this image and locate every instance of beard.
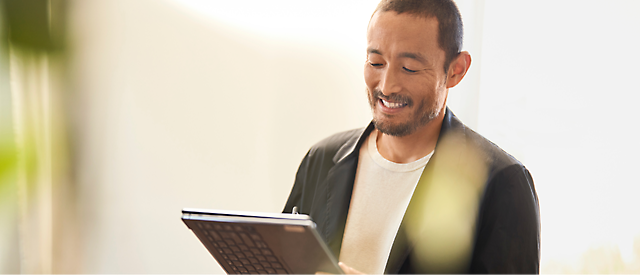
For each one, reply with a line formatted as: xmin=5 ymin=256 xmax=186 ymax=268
xmin=367 ymin=88 xmax=441 ymax=137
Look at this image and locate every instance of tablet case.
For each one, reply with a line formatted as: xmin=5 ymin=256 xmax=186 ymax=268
xmin=182 ymin=208 xmax=343 ymax=274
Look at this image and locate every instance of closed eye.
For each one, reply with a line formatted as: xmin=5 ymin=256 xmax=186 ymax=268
xmin=403 ymin=67 xmax=418 ymax=73
xmin=369 ymin=62 xmax=383 ymax=67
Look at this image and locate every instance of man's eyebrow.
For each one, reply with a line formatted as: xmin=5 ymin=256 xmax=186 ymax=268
xmin=367 ymin=48 xmax=382 ymax=55
xmin=367 ymin=48 xmax=428 ymax=64
xmin=399 ymin=52 xmax=428 ymax=64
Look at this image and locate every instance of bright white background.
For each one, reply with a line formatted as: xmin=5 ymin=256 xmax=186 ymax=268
xmin=66 ymin=0 xmax=640 ymax=273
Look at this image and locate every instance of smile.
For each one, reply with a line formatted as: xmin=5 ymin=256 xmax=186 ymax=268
xmin=381 ymin=99 xmax=408 ymax=109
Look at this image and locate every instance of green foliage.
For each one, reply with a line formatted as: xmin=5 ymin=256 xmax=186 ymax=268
xmin=0 ymin=0 xmax=68 ymax=53
xmin=0 ymin=130 xmax=17 ymax=195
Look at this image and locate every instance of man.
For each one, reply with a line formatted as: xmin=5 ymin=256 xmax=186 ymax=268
xmin=284 ymin=0 xmax=540 ymax=273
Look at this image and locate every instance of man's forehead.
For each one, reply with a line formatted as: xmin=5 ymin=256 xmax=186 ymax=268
xmin=368 ymin=10 xmax=439 ymax=29
xmin=366 ymin=11 xmax=441 ymax=56
xmin=367 ymin=11 xmax=439 ymax=41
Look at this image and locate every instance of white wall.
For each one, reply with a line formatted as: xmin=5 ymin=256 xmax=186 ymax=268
xmin=70 ymin=0 xmax=378 ymax=273
xmin=476 ymin=1 xmax=640 ymax=271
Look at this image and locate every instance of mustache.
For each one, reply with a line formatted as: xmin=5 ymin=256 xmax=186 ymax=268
xmin=372 ymin=89 xmax=413 ymax=106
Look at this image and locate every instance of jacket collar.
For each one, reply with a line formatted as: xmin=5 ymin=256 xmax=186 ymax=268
xmin=332 ymin=122 xmax=375 ymax=164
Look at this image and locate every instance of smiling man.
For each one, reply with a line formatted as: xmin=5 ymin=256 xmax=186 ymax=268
xmin=284 ymin=0 xmax=540 ymax=273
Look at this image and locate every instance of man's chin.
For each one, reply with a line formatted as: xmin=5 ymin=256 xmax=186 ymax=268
xmin=373 ymin=119 xmax=416 ymax=137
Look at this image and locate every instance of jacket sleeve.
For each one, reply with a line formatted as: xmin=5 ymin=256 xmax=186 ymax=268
xmin=468 ymin=164 xmax=540 ymax=274
xmin=283 ymin=149 xmax=312 ymax=214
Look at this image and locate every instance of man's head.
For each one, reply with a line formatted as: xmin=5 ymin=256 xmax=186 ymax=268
xmin=365 ymin=0 xmax=471 ymax=137
xmin=373 ymin=0 xmax=463 ymax=73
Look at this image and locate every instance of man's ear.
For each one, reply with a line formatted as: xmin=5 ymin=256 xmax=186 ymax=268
xmin=446 ymin=51 xmax=471 ymax=88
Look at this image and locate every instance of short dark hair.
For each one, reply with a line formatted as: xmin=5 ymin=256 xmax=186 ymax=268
xmin=373 ymin=0 xmax=463 ymax=72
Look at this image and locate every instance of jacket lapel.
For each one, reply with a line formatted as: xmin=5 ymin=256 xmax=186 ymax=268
xmin=315 ymin=123 xmax=375 ymax=258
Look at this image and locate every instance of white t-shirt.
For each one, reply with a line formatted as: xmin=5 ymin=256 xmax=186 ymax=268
xmin=338 ymin=129 xmax=434 ymax=274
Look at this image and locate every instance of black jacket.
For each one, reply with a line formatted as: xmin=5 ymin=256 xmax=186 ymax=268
xmin=284 ymin=108 xmax=540 ymax=273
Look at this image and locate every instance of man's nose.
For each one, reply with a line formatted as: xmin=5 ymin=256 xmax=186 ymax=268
xmin=379 ymin=67 xmax=402 ymax=96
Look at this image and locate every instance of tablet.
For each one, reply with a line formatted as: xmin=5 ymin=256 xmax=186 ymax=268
xmin=182 ymin=208 xmax=343 ymax=274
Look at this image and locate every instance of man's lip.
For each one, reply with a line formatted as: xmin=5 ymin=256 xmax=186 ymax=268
xmin=377 ymin=98 xmax=408 ymax=114
xmin=380 ymin=98 xmax=408 ymax=109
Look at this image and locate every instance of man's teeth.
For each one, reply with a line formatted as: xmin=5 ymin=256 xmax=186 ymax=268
xmin=381 ymin=99 xmax=406 ymax=108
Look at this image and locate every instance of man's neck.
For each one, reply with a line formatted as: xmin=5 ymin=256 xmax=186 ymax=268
xmin=376 ymin=110 xmax=445 ymax=164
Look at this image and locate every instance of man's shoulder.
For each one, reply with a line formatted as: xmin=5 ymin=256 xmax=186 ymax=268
xmin=443 ymin=109 xmax=523 ymax=171
xmin=462 ymin=126 xmax=523 ymax=171
xmin=442 ymin=111 xmax=529 ymax=183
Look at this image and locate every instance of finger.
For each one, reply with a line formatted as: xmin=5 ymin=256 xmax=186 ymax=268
xmin=338 ymin=262 xmax=364 ymax=274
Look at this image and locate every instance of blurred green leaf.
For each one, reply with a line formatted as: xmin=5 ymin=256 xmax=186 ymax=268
xmin=0 ymin=0 xmax=67 ymax=52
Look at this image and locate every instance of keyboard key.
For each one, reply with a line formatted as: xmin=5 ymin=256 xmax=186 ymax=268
xmin=229 ymin=232 xmax=243 ymax=243
xmin=265 ymin=268 xmax=276 ymax=274
xmin=271 ymin=263 xmax=282 ymax=268
xmin=276 ymin=268 xmax=287 ymax=274
xmin=261 ymin=249 xmax=273 ymax=256
xmin=239 ymin=233 xmax=256 ymax=247
xmin=209 ymin=231 xmax=222 ymax=240
xmin=266 ymin=256 xmax=278 ymax=262
xmin=256 ymin=255 xmax=266 ymax=262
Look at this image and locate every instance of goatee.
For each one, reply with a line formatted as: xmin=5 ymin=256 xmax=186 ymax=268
xmin=367 ymin=88 xmax=440 ymax=137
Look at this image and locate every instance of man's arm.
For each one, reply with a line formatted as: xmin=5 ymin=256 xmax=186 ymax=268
xmin=283 ymin=149 xmax=312 ymax=214
xmin=469 ymin=165 xmax=540 ymax=273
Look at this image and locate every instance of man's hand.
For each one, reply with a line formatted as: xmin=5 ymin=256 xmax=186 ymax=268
xmin=338 ymin=262 xmax=364 ymax=274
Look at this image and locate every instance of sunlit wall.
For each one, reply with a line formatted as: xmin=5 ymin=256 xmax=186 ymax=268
xmin=2 ymin=0 xmax=639 ymax=273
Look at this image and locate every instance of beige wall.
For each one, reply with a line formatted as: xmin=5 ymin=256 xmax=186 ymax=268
xmin=69 ymin=0 xmax=377 ymax=273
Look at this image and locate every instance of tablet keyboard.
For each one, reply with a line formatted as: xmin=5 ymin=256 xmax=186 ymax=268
xmin=199 ymin=223 xmax=289 ymax=274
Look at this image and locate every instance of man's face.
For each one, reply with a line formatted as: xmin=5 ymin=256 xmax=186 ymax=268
xmin=365 ymin=11 xmax=449 ymax=137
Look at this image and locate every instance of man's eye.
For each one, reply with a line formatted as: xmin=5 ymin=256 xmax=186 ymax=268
xmin=369 ymin=62 xmax=383 ymax=67
xmin=403 ymin=67 xmax=418 ymax=73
